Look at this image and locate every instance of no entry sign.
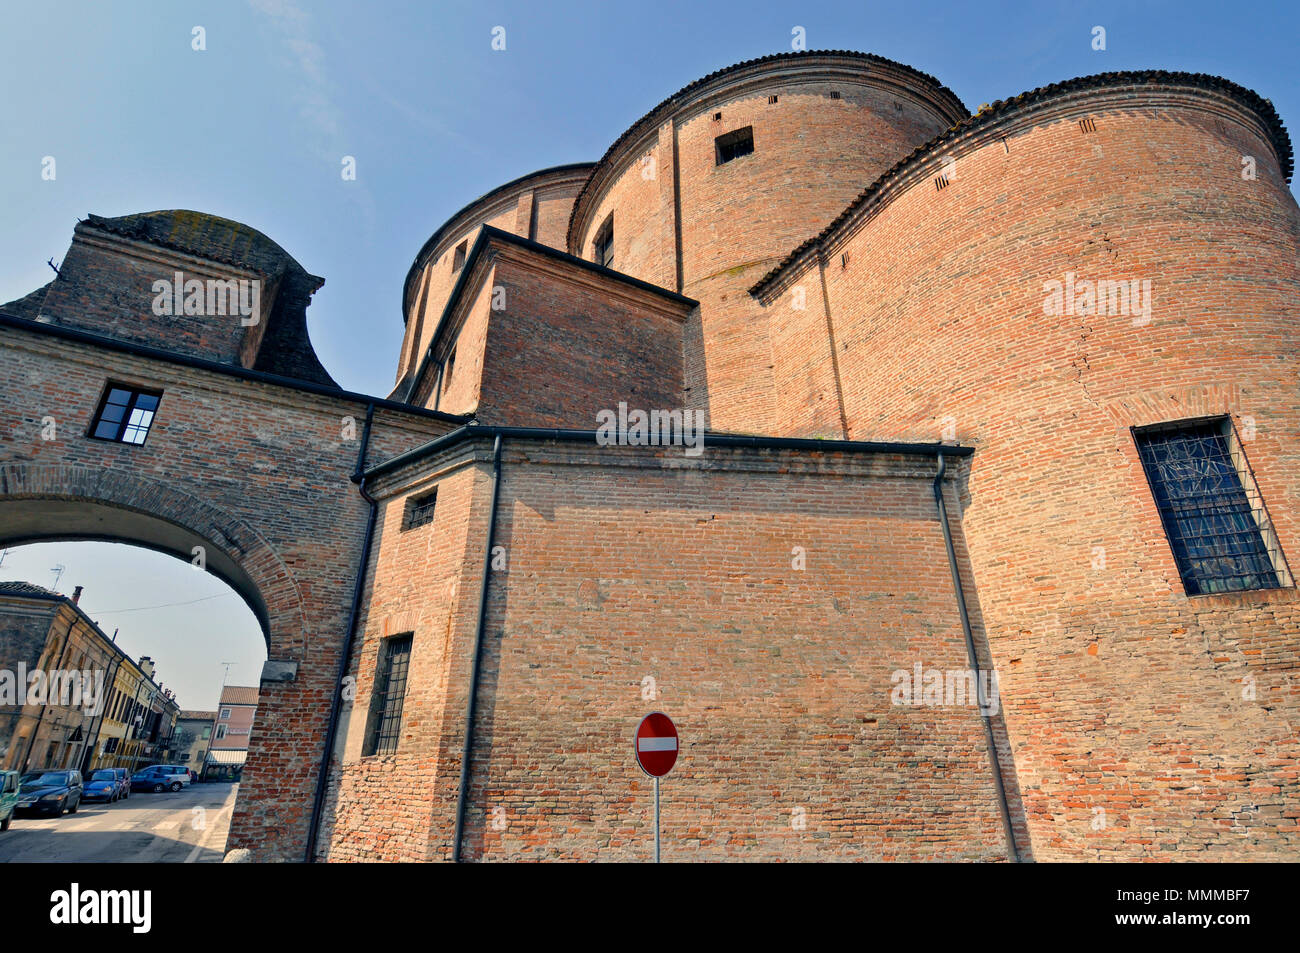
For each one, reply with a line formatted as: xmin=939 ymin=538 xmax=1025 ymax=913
xmin=635 ymin=711 xmax=679 ymax=778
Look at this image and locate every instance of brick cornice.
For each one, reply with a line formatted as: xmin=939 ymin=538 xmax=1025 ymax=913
xmin=567 ymin=50 xmax=969 ymax=254
xmin=400 ymin=164 xmax=595 ymax=321
xmin=751 ymin=71 xmax=1295 ymax=301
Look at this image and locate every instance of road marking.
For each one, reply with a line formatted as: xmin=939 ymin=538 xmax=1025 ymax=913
xmin=185 ymin=788 xmax=237 ymax=863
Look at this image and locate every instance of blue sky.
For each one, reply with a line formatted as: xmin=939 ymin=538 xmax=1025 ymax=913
xmin=2 ymin=0 xmax=1296 ymax=396
xmin=1 ymin=0 xmax=1296 ymax=709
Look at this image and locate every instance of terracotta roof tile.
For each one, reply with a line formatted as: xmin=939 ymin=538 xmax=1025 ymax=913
xmin=220 ymin=686 xmax=261 ymax=706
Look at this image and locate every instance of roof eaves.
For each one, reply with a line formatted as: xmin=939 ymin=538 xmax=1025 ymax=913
xmin=400 ymin=163 xmax=596 ymax=322
xmin=749 ymin=69 xmax=1294 ymax=298
xmin=364 ymin=423 xmax=974 ymax=483
xmin=565 ymin=50 xmax=969 ymax=252
xmin=399 ymin=226 xmax=697 ymax=406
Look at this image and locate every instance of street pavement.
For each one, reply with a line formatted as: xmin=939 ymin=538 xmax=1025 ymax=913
xmin=0 ymin=781 xmax=237 ymax=863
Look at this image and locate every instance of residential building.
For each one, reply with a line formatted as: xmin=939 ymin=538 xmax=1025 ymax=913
xmin=206 ymin=686 xmax=257 ymax=781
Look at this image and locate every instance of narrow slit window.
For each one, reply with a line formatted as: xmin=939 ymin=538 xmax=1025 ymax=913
xmin=1134 ymin=417 xmax=1292 ymax=595
xmin=452 ymin=240 xmax=468 ymax=272
xmin=89 ymin=383 xmax=161 ymax=445
xmin=715 ymin=126 xmax=754 ymax=165
xmin=593 ymin=214 xmax=614 ymax=269
xmin=365 ymin=634 xmax=413 ymax=756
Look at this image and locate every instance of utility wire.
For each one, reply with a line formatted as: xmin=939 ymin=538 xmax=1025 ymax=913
xmin=93 ymin=592 xmax=234 ymax=614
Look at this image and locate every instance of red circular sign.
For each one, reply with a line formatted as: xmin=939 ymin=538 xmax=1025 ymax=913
xmin=635 ymin=712 xmax=679 ymax=778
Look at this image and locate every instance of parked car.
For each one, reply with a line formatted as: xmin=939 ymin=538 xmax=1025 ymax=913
xmin=131 ymin=765 xmax=187 ymax=793
xmin=0 ymin=770 xmax=19 ymax=831
xmin=155 ymin=765 xmax=191 ymax=789
xmin=83 ymin=768 xmax=129 ymax=802
xmin=15 ymin=770 xmax=82 ymax=817
xmin=108 ymin=767 xmax=130 ymax=799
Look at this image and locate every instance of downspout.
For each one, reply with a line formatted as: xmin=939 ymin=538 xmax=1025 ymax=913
xmin=452 ymin=433 xmax=503 ymax=862
xmin=305 ymin=403 xmax=376 ymax=862
xmin=932 ymin=453 xmax=1021 ymax=863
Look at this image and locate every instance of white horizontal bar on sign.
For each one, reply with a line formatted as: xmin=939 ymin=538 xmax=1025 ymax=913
xmin=638 ymin=737 xmax=678 ymax=752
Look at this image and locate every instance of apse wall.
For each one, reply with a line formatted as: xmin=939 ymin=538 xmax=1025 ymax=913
xmin=393 ymin=164 xmax=593 ymax=396
xmin=567 ymin=51 xmax=968 ymax=434
xmin=754 ymin=73 xmax=1300 ymax=858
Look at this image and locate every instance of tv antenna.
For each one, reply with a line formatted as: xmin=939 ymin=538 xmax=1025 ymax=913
xmin=50 ymin=563 xmax=66 ymax=591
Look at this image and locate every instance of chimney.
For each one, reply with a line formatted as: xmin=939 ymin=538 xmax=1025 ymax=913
xmin=138 ymin=656 xmax=155 ymax=680
xmin=72 ymin=585 xmax=83 ymax=605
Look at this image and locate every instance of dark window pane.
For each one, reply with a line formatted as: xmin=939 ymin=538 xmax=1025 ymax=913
xmin=404 ymin=490 xmax=437 ymax=530
xmin=366 ymin=635 xmax=413 ymax=756
xmin=90 ymin=384 xmax=161 ymax=445
xmin=1135 ymin=421 xmax=1281 ymax=595
xmin=98 ymin=403 xmax=126 ymax=424
xmin=715 ymin=126 xmax=755 ymax=165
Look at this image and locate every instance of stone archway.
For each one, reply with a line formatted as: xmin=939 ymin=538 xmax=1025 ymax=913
xmin=0 ymin=460 xmax=321 ymax=859
xmin=0 ymin=462 xmax=306 ymax=655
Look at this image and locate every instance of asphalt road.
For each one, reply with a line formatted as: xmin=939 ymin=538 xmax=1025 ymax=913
xmin=0 ymin=781 xmax=237 ymax=863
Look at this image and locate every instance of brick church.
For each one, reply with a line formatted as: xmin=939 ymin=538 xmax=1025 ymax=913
xmin=2 ymin=51 xmax=1296 ymax=861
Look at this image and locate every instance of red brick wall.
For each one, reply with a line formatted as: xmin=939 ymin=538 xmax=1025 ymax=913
xmin=475 ymin=251 xmax=688 ymax=427
xmin=320 ymin=452 xmax=487 ymax=861
xmin=324 ymin=439 xmax=1018 ymax=861
xmin=416 ymin=264 xmax=497 ymax=415
xmin=41 ymin=229 xmax=258 ymax=366
xmin=763 ymin=87 xmax=1300 ymax=858
xmin=573 ymin=70 xmax=960 ymax=434
xmin=397 ymin=171 xmax=589 ymax=386
xmin=0 ymin=323 xmax=453 ymax=860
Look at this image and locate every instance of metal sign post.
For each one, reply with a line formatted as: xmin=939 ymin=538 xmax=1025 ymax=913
xmin=635 ymin=711 xmax=678 ymax=863
xmin=654 ymin=777 xmax=661 ymax=863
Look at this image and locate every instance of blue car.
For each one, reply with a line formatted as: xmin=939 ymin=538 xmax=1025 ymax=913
xmin=83 ymin=768 xmax=129 ymax=802
xmin=131 ymin=766 xmax=184 ymax=793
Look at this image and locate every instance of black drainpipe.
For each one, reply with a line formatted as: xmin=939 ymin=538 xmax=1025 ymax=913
xmin=932 ymin=453 xmax=1021 ymax=863
xmin=305 ymin=403 xmax=376 ymax=862
xmin=451 ymin=433 xmax=503 ymax=862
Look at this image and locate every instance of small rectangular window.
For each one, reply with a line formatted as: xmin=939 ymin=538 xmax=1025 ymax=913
xmin=89 ymin=383 xmax=161 ymax=445
xmin=219 ymin=708 xmax=230 ymax=719
xmin=715 ymin=126 xmax=754 ymax=165
xmin=594 ymin=214 xmax=614 ymax=269
xmin=403 ymin=487 xmax=438 ymax=531
xmin=1134 ymin=417 xmax=1292 ymax=595
xmin=453 ymin=240 xmax=468 ymax=271
xmin=365 ymin=634 xmax=413 ymax=757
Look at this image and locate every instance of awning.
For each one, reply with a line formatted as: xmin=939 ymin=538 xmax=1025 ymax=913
xmin=205 ymin=749 xmax=247 ymax=765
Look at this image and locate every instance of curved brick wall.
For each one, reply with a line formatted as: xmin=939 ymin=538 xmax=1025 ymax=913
xmin=393 ymin=165 xmax=592 ymax=396
xmin=568 ymin=52 xmax=968 ymax=434
xmin=756 ymin=76 xmax=1300 ymax=858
